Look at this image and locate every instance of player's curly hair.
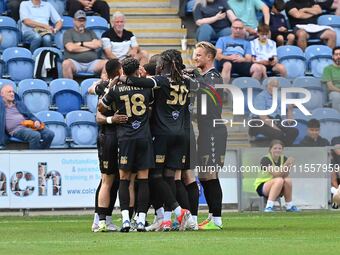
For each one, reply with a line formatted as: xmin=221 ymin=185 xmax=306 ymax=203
xmin=122 ymin=57 xmax=140 ymax=76
xmin=159 ymin=49 xmax=185 ymax=84
xmin=105 ymin=58 xmax=121 ymax=79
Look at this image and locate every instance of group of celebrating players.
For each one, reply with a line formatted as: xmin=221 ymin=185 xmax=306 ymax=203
xmin=89 ymin=41 xmax=227 ymax=232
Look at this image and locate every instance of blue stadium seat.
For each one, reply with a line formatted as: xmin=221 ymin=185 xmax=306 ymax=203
xmin=80 ymin=78 xmax=99 ymax=113
xmin=292 ymin=108 xmax=311 ymax=144
xmin=0 ymin=59 xmax=4 ymax=77
xmin=65 ymin=110 xmax=98 ymax=148
xmin=0 ymin=16 xmax=20 ymax=51
xmin=232 ymin=77 xmax=263 ymax=115
xmin=17 ymin=79 xmax=50 ymax=114
xmin=86 ymin=16 xmax=109 ymax=38
xmin=54 ymin=16 xmax=74 ymax=50
xmin=32 ymin=47 xmax=63 ymax=78
xmin=277 ymin=46 xmax=306 ymax=79
xmin=262 ymin=77 xmax=292 ymax=88
xmin=292 ymin=77 xmax=324 ymax=110
xmin=36 ymin=110 xmax=68 ymax=148
xmin=46 ymin=0 xmax=66 ymax=16
xmin=186 ymin=0 xmax=195 ymax=13
xmin=312 ymin=108 xmax=340 ymax=142
xmin=2 ymin=47 xmax=34 ymax=82
xmin=0 ymin=78 xmax=16 ymax=91
xmin=305 ymin=45 xmax=333 ymax=78
xmin=50 ymin=79 xmax=83 ymax=115
xmin=318 ymin=15 xmax=340 ymax=46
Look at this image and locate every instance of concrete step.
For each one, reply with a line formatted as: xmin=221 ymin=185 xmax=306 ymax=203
xmin=108 ymin=0 xmax=170 ymax=8
xmin=132 ymin=28 xmax=186 ymax=38
xmin=125 ymin=18 xmax=181 ymax=30
xmin=110 ymin=8 xmax=178 ymax=16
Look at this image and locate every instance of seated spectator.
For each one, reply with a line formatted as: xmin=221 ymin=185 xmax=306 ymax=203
xmin=228 ymin=0 xmax=270 ymax=37
xmin=62 ymin=10 xmax=107 ymax=79
xmin=20 ymin=0 xmax=63 ymax=53
xmin=299 ymin=119 xmax=330 ymax=146
xmin=269 ymin=0 xmax=295 ymax=46
xmin=331 ymin=136 xmax=340 ymax=209
xmin=248 ymin=78 xmax=299 ymax=146
xmin=322 ymin=47 xmax=340 ymax=112
xmin=66 ymin=0 xmax=110 ymax=23
xmin=0 ymin=85 xmax=54 ymax=149
xmin=254 ymin=139 xmax=300 ymax=212
xmin=216 ymin=19 xmax=266 ymax=84
xmin=285 ymin=0 xmax=336 ymax=50
xmin=251 ymin=24 xmax=287 ymax=77
xmin=102 ymin=12 xmax=148 ymax=66
xmin=315 ymin=0 xmax=334 ymax=13
xmin=6 ymin=0 xmax=24 ymax=21
xmin=332 ymin=0 xmax=340 ymax=15
xmin=193 ymin=0 xmax=236 ymax=43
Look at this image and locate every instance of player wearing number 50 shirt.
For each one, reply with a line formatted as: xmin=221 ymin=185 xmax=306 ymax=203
xmin=119 ymin=50 xmax=196 ymax=231
xmin=100 ymin=58 xmax=153 ymax=232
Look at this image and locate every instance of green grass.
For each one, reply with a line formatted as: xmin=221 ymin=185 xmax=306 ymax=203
xmin=0 ymin=212 xmax=339 ymax=255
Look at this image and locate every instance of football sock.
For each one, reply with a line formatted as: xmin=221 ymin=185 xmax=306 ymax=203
xmin=94 ymin=180 xmax=102 ymax=213
xmin=186 ymin=181 xmax=199 ymax=216
xmin=129 ymin=207 xmax=134 ymax=220
xmin=138 ymin=212 xmax=146 ymax=225
xmin=266 ymin=200 xmax=274 ymax=208
xmin=164 ymin=176 xmax=176 ymax=197
xmin=137 ymin=179 xmax=149 ymax=214
xmin=192 ymin=215 xmax=198 ymax=224
xmin=199 ymin=180 xmax=213 ymax=214
xmin=108 ymin=178 xmax=119 ymax=213
xmin=93 ymin=213 xmax=99 ymax=225
xmin=156 ymin=207 xmax=164 ymax=219
xmin=119 ymin=180 xmax=130 ymax=211
xmin=174 ymin=206 xmax=182 ymax=217
xmin=175 ymin=180 xmax=190 ymax=210
xmin=122 ymin=209 xmax=129 ymax=223
xmin=331 ymin=187 xmax=338 ymax=194
xmin=105 ymin=215 xmax=112 ymax=225
xmin=213 ymin=216 xmax=222 ymax=227
xmin=164 ymin=211 xmax=172 ymax=221
xmin=207 ymin=179 xmax=222 ymax=217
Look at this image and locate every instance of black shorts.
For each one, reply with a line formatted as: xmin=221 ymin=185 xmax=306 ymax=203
xmin=118 ymin=138 xmax=155 ymax=172
xmin=153 ymin=135 xmax=186 ymax=171
xmin=183 ymin=126 xmax=197 ymax=170
xmin=217 ymin=60 xmax=253 ymax=76
xmin=293 ymin=27 xmax=324 ymax=40
xmin=197 ymin=128 xmax=227 ymax=167
xmin=97 ymin=129 xmax=119 ymax=175
xmin=256 ymin=182 xmax=266 ymax=197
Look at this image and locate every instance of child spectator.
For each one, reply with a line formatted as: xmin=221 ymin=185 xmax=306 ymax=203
xmin=299 ymin=119 xmax=330 ymax=147
xmin=251 ymin=23 xmax=287 ymax=76
xmin=269 ymin=0 xmax=295 ymax=46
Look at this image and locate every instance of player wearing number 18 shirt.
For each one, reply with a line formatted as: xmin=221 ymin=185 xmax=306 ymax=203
xmin=101 ymin=58 xmax=153 ymax=232
xmin=120 ymin=49 xmax=196 ymax=231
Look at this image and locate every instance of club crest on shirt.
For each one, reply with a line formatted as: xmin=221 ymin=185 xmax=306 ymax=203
xmin=131 ymin=120 xmax=141 ymax=129
xmin=172 ymin=110 xmax=180 ymax=120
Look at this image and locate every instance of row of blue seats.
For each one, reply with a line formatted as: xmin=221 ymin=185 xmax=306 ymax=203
xmin=0 ymin=78 xmax=99 ymax=115
xmin=0 ymin=15 xmax=109 ymax=51
xmin=233 ymin=76 xmax=329 ymax=112
xmin=4 ymin=110 xmax=98 ymax=149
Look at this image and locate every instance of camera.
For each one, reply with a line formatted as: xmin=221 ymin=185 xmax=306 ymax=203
xmin=218 ymin=6 xmax=227 ymax=13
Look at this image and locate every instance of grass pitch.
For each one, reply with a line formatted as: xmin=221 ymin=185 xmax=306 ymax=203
xmin=0 ymin=211 xmax=339 ymax=255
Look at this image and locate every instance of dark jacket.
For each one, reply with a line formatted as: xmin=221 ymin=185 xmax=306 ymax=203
xmin=0 ymin=95 xmax=39 ymax=146
xmin=299 ymin=135 xmax=330 ymax=147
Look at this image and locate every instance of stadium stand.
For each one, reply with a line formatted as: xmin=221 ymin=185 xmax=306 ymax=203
xmin=292 ymin=108 xmax=311 ymax=144
xmin=80 ymin=78 xmax=99 ymax=114
xmin=49 ymin=78 xmax=83 ymax=115
xmin=305 ymin=45 xmax=333 ymax=78
xmin=312 ymin=107 xmax=340 ymax=142
xmin=0 ymin=78 xmax=16 ymax=90
xmin=17 ymin=79 xmax=50 ymax=114
xmin=277 ymin=45 xmax=306 ymax=79
xmin=318 ymin=15 xmax=340 ymax=46
xmin=0 ymin=16 xmax=20 ymax=51
xmin=65 ymin=110 xmax=98 ymax=148
xmin=54 ymin=15 xmax=74 ymax=51
xmin=86 ymin=15 xmax=109 ymax=38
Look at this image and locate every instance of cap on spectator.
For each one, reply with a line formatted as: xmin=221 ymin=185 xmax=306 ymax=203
xmin=331 ymin=136 xmax=340 ymax=146
xmin=74 ymin=10 xmax=87 ymax=20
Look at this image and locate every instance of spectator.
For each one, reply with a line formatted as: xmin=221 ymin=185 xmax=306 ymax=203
xmin=0 ymin=85 xmax=54 ymax=149
xmin=102 ymin=12 xmax=148 ymax=66
xmin=285 ymin=0 xmax=336 ymax=50
xmin=216 ymin=19 xmax=266 ymax=84
xmin=228 ymin=0 xmax=270 ymax=37
xmin=251 ymin=24 xmax=287 ymax=77
xmin=332 ymin=0 xmax=340 ymax=15
xmin=6 ymin=0 xmax=24 ymax=21
xmin=269 ymin=0 xmax=295 ymax=46
xmin=322 ymin=47 xmax=340 ymax=112
xmin=193 ymin=0 xmax=236 ymax=43
xmin=62 ymin=10 xmax=107 ymax=79
xmin=20 ymin=0 xmax=63 ymax=53
xmin=248 ymin=78 xmax=299 ymax=146
xmin=299 ymin=119 xmax=330 ymax=146
xmin=254 ymin=139 xmax=300 ymax=212
xmin=331 ymin=136 xmax=340 ymax=209
xmin=66 ymin=0 xmax=110 ymax=23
